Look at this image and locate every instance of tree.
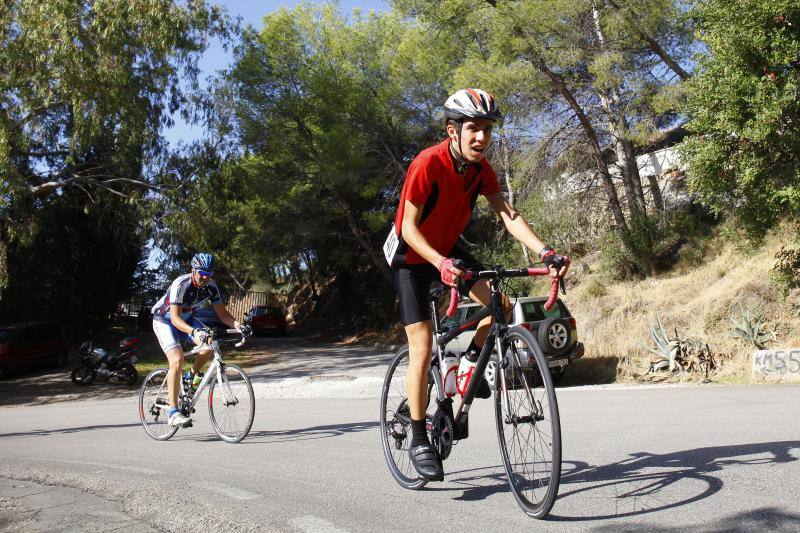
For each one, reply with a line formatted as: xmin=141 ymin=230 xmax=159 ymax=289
xmin=393 ymin=0 xmax=695 ymax=272
xmin=170 ymin=5 xmax=456 ymax=292
xmin=0 ymin=0 xmax=230 ymax=293
xmin=679 ymin=0 xmax=800 ymax=234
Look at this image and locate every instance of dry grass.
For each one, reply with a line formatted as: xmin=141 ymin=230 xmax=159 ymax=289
xmin=564 ymin=226 xmax=800 ymax=383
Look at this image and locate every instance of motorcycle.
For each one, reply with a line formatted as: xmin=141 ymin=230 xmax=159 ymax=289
xmin=71 ymin=337 xmax=140 ymax=386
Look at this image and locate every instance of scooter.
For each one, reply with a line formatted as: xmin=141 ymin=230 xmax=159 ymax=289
xmin=71 ymin=337 xmax=139 ymax=386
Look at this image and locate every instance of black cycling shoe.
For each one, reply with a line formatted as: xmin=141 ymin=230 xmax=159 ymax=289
xmin=409 ymin=442 xmax=444 ymax=481
xmin=476 ymin=376 xmax=492 ymax=399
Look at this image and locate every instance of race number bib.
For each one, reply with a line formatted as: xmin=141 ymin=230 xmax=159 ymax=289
xmin=383 ymin=223 xmax=399 ymax=266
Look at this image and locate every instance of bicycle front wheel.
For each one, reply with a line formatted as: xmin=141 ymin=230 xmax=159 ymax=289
xmin=494 ymin=326 xmax=562 ymax=518
xmin=139 ymin=368 xmax=178 ymax=441
xmin=208 ymin=364 xmax=255 ymax=443
xmin=380 ymin=345 xmax=435 ymax=490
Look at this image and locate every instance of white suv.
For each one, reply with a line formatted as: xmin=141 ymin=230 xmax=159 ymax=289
xmin=437 ymin=296 xmax=584 ymax=383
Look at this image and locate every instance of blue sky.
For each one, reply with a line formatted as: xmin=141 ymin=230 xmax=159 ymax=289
xmin=164 ymin=0 xmax=389 ymax=145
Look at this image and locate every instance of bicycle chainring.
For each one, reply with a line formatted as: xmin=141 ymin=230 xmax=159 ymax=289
xmin=430 ymin=409 xmax=454 ymax=461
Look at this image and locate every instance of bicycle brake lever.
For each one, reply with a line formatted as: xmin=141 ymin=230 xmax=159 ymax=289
xmin=559 ymin=277 xmax=566 ymax=295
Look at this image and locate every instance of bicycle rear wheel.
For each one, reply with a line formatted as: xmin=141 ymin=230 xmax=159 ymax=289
xmin=139 ymin=368 xmax=178 ymax=441
xmin=494 ymin=326 xmax=561 ymax=518
xmin=380 ymin=345 xmax=435 ymax=490
xmin=208 ymin=364 xmax=255 ymax=443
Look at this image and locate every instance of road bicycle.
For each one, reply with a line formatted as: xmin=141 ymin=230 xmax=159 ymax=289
xmin=139 ymin=326 xmax=255 ymax=443
xmin=380 ymin=262 xmax=565 ymax=518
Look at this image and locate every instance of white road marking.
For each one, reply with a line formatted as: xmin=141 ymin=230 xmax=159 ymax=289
xmin=204 ymin=481 xmax=261 ymax=501
xmin=291 ymin=515 xmax=349 ymax=533
xmin=31 ymin=458 xmax=160 ymax=476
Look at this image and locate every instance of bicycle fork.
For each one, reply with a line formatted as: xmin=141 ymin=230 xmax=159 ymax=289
xmin=497 ymin=335 xmax=545 ymax=426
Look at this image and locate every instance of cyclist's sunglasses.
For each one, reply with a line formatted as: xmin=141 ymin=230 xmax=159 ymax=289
xmin=195 ymin=269 xmax=213 ymax=279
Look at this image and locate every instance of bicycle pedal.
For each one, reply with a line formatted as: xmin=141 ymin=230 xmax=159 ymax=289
xmin=181 ymin=421 xmax=193 ymax=429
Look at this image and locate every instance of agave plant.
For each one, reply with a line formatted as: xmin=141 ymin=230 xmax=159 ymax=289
xmin=640 ymin=313 xmax=681 ymax=372
xmin=730 ymin=307 xmax=778 ymax=349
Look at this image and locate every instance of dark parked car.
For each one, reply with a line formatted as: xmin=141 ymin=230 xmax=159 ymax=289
xmin=0 ymin=322 xmax=69 ymax=379
xmin=247 ymin=306 xmax=288 ymax=336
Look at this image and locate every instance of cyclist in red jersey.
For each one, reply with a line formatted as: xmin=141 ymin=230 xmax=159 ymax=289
xmin=390 ymin=88 xmax=569 ymax=480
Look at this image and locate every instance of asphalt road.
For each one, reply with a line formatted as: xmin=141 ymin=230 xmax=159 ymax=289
xmin=1 ymin=337 xmax=799 ymax=532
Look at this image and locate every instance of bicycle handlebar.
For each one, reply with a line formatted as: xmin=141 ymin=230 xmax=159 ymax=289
xmin=445 ymin=261 xmax=569 ymax=317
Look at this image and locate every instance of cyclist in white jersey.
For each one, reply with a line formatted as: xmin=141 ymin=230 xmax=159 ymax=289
xmin=151 ymin=253 xmax=241 ymax=427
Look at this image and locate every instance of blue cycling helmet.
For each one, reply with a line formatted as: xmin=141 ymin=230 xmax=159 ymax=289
xmin=191 ymin=253 xmax=214 ymax=271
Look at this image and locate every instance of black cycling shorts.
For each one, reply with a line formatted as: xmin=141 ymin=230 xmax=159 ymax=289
xmin=393 ymin=244 xmax=483 ymax=326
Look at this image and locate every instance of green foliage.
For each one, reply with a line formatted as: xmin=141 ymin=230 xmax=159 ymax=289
xmin=584 ymin=278 xmax=608 ymax=299
xmin=641 ymin=313 xmax=717 ymax=377
xmin=600 ymin=214 xmax=663 ymax=278
xmin=730 ymin=307 xmax=778 ymax=349
xmin=161 ymin=4 xmax=456 ymax=315
xmin=640 ymin=313 xmax=680 ymax=370
xmin=680 ymin=0 xmax=800 ymax=235
xmin=0 ymin=0 xmax=231 ymax=314
xmin=771 ymin=244 xmax=800 ymax=294
xmin=0 ymin=190 xmax=143 ymax=335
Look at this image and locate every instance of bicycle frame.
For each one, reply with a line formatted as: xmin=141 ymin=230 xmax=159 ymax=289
xmin=151 ymin=330 xmax=244 ymax=414
xmin=430 ymin=271 xmax=553 ymax=430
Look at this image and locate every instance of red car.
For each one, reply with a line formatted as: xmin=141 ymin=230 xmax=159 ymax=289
xmin=247 ymin=306 xmax=288 ymax=336
xmin=0 ymin=322 xmax=69 ymax=379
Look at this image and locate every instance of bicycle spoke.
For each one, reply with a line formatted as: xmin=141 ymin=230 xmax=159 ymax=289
xmin=380 ymin=347 xmax=429 ymax=490
xmin=139 ymin=368 xmax=178 ymax=441
xmin=495 ymin=328 xmax=561 ymax=518
xmin=209 ymin=364 xmax=254 ymax=443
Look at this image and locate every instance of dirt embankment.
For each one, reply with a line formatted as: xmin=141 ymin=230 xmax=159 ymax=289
xmin=564 ymin=227 xmax=800 ymax=383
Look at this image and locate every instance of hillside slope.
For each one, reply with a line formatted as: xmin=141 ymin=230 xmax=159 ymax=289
xmin=564 ymin=227 xmax=800 ymax=383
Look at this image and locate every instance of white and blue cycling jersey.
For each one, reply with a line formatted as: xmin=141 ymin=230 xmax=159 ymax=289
xmin=151 ymin=273 xmax=223 ymax=325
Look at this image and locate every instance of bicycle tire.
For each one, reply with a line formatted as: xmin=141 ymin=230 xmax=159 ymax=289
xmin=494 ymin=326 xmax=562 ymax=518
xmin=139 ymin=368 xmax=178 ymax=441
xmin=208 ymin=364 xmax=255 ymax=443
xmin=380 ymin=345 xmax=436 ymax=490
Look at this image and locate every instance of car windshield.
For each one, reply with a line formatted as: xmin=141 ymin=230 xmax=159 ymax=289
xmin=265 ymin=307 xmax=283 ymax=317
xmin=0 ymin=328 xmax=16 ymax=343
xmin=519 ymin=300 xmax=567 ymax=321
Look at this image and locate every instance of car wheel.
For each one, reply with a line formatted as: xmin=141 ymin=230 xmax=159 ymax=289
xmin=537 ymin=317 xmax=573 ymax=357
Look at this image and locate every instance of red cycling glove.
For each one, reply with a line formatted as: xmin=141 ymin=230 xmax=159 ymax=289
xmin=438 ymin=257 xmax=457 ymax=287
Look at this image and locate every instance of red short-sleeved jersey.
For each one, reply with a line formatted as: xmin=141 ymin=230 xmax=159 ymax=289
xmin=392 ymin=139 xmax=501 ymax=266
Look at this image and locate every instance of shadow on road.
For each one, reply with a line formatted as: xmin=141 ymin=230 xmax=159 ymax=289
xmin=0 ymin=423 xmax=141 ymax=439
xmin=0 ymin=336 xmax=393 ymax=407
xmin=181 ymin=421 xmax=380 ymax=444
xmin=434 ymin=440 xmax=800 ymax=523
xmin=0 ymin=364 xmax=140 ymax=407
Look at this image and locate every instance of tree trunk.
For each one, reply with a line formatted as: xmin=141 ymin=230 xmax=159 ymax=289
xmin=330 ymin=189 xmax=393 ymax=282
xmin=592 ymin=2 xmax=648 ymax=217
xmin=532 ymin=54 xmax=630 ymax=237
xmin=606 ymin=0 xmax=691 ymax=81
xmin=497 ymin=132 xmax=530 ymax=264
xmin=647 ymin=174 xmax=664 ymax=213
xmin=0 ymin=231 xmax=7 ymax=298
xmin=301 ymin=250 xmax=319 ymax=297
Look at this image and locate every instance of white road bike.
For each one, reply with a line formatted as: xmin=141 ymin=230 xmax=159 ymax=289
xmin=138 ymin=327 xmax=255 ymax=443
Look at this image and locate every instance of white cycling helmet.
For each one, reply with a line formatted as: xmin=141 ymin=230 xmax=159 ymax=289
xmin=444 ymin=88 xmax=502 ymax=122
